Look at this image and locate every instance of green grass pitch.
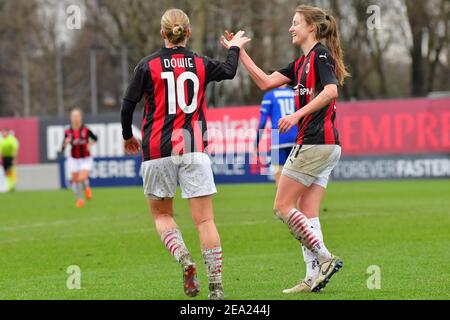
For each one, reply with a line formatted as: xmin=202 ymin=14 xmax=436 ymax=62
xmin=0 ymin=180 xmax=449 ymax=300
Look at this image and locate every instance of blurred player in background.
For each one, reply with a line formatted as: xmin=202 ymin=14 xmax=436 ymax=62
xmin=223 ymin=5 xmax=349 ymax=293
xmin=121 ymin=9 xmax=249 ymax=300
xmin=255 ymin=80 xmax=297 ymax=185
xmin=61 ymin=108 xmax=98 ymax=208
xmin=0 ymin=128 xmax=20 ymax=192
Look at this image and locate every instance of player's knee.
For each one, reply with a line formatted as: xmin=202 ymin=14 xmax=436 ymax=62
xmin=152 ymin=210 xmax=174 ymax=220
xmin=194 ymin=217 xmax=214 ymax=229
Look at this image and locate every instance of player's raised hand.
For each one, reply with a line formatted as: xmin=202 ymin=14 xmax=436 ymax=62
xmin=124 ymin=136 xmax=140 ymax=155
xmin=220 ymin=30 xmax=234 ymax=48
xmin=225 ymin=30 xmax=234 ymax=41
xmin=220 ymin=30 xmax=251 ymax=49
xmin=278 ymin=113 xmax=301 ymax=134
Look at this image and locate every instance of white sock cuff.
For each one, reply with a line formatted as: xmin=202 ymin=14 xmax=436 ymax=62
xmin=202 ymin=247 xmax=222 ymax=256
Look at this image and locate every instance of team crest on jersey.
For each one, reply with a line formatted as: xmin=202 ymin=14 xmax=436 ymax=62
xmin=305 ymin=63 xmax=310 ymax=74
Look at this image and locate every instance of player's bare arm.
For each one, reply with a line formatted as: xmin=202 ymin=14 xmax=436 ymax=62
xmin=221 ymin=30 xmax=290 ymax=91
xmin=241 ymin=49 xmax=292 ymax=91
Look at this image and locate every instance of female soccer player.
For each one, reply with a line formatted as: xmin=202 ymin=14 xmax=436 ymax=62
xmin=120 ymin=8 xmax=250 ymax=300
xmin=222 ymin=5 xmax=349 ymax=293
xmin=61 ymin=108 xmax=97 ymax=208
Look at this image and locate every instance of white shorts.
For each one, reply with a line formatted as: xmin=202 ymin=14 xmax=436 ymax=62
xmin=67 ymin=157 xmax=93 ymax=175
xmin=141 ymin=152 xmax=217 ymax=200
xmin=282 ymin=145 xmax=341 ymax=188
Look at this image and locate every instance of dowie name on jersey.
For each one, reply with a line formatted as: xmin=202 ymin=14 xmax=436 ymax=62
xmin=163 ymin=57 xmax=194 ymax=69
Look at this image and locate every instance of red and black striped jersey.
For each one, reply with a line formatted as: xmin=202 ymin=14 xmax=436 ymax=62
xmin=63 ymin=125 xmax=98 ymax=159
xmin=278 ymin=42 xmax=340 ymax=145
xmin=121 ymin=46 xmax=240 ymax=161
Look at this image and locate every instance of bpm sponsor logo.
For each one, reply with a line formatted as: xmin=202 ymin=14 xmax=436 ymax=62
xmin=294 ymin=84 xmax=315 ymax=97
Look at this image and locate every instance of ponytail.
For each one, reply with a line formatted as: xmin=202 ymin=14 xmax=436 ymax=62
xmin=296 ymin=5 xmax=350 ymax=85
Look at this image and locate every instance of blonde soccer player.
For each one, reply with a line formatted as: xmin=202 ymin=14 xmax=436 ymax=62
xmin=120 ymin=9 xmax=250 ymax=299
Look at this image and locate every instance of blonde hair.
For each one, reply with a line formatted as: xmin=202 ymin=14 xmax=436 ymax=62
xmin=295 ymin=5 xmax=350 ymax=85
xmin=71 ymin=107 xmax=82 ymax=115
xmin=161 ymin=9 xmax=190 ymax=45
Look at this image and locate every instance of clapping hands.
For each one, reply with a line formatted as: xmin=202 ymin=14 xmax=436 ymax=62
xmin=220 ymin=30 xmax=251 ymax=49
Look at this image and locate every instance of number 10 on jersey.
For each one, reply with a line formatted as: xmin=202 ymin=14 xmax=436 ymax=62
xmin=161 ymin=71 xmax=199 ymax=115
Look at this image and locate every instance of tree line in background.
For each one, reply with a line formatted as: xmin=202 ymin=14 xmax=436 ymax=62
xmin=0 ymin=0 xmax=449 ymax=117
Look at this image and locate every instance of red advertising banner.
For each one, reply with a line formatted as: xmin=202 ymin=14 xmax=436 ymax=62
xmin=337 ymin=98 xmax=450 ymax=156
xmin=207 ymin=98 xmax=450 ymax=156
xmin=0 ymin=118 xmax=40 ymax=164
xmin=9 ymin=97 xmax=450 ymax=165
xmin=207 ymin=106 xmax=267 ymax=154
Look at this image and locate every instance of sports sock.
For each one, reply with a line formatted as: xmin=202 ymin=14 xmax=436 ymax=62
xmin=76 ymin=182 xmax=84 ymax=199
xmin=71 ymin=181 xmax=77 ymax=194
xmin=301 ymin=246 xmax=319 ymax=284
xmin=5 ymin=173 xmax=13 ymax=191
xmin=71 ymin=181 xmax=83 ymax=199
xmin=160 ymin=229 xmax=193 ymax=267
xmin=301 ymin=218 xmax=322 ymax=283
xmin=309 ymin=217 xmax=333 ymax=263
xmin=83 ymin=179 xmax=90 ymax=189
xmin=202 ymin=247 xmax=223 ymax=287
xmin=286 ymin=209 xmax=332 ymax=264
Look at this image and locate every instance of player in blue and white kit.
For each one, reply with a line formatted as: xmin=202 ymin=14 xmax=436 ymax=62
xmin=255 ymin=84 xmax=298 ymax=185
